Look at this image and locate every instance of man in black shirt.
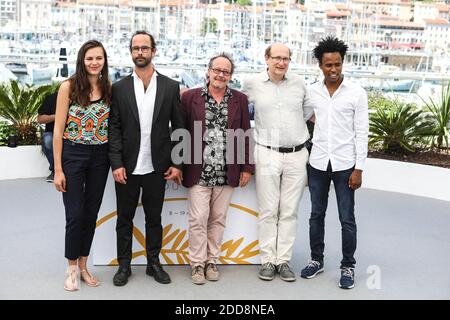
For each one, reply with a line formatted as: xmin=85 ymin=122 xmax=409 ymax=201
xmin=37 ymin=92 xmax=57 ymax=182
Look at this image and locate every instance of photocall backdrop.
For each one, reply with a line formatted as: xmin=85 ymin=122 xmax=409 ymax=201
xmin=93 ymin=175 xmax=260 ymax=265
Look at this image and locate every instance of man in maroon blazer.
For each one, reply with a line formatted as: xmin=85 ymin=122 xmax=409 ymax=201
xmin=181 ymin=52 xmax=254 ymax=285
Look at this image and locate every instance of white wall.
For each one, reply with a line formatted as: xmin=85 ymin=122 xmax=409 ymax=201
xmin=1 ymin=148 xmax=449 ymax=202
xmin=0 ymin=145 xmax=49 ymax=180
xmin=364 ymin=158 xmax=450 ymax=202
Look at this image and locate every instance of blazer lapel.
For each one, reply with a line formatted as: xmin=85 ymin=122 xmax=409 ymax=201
xmin=192 ymin=95 xmax=205 ymax=124
xmin=124 ymin=76 xmax=139 ymax=123
xmin=152 ymin=73 xmax=165 ymax=126
xmin=227 ymin=95 xmax=238 ymax=129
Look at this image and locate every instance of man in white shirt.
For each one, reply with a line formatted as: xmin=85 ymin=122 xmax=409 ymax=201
xmin=242 ymin=43 xmax=313 ymax=282
xmin=300 ymin=36 xmax=369 ymax=289
xmin=109 ymin=31 xmax=185 ymax=286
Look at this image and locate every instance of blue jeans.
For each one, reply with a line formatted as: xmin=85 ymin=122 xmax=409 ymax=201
xmin=307 ymin=162 xmax=357 ymax=269
xmin=42 ymin=132 xmax=54 ymax=171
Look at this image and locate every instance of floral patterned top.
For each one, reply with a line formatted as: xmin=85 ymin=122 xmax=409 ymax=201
xmin=63 ymin=98 xmax=109 ymax=145
xmin=198 ymin=85 xmax=232 ymax=187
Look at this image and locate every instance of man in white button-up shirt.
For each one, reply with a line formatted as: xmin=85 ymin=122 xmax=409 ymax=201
xmin=109 ymin=31 xmax=185 ymax=287
xmin=242 ymin=43 xmax=313 ymax=282
xmin=300 ymin=37 xmax=368 ymax=290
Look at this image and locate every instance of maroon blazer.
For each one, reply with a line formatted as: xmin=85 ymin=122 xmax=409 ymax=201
xmin=181 ymin=87 xmax=254 ymax=188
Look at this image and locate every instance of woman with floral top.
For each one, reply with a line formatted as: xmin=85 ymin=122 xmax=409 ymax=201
xmin=53 ymin=40 xmax=111 ymax=291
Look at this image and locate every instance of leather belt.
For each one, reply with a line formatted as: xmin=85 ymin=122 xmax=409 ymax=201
xmin=261 ymin=143 xmax=305 ymax=153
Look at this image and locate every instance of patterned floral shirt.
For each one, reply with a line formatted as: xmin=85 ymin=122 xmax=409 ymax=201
xmin=198 ymin=85 xmax=232 ymax=187
xmin=63 ymin=99 xmax=109 ymax=145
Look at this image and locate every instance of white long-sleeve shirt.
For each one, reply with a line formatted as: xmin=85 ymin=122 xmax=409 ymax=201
xmin=132 ymin=70 xmax=157 ymax=175
xmin=307 ymin=77 xmax=369 ymax=172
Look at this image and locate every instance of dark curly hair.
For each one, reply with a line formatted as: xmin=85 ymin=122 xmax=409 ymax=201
xmin=313 ymin=36 xmax=348 ymax=65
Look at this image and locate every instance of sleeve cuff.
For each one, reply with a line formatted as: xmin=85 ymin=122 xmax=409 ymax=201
xmin=355 ymin=160 xmax=365 ymax=171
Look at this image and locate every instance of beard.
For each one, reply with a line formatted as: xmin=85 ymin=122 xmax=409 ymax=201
xmin=133 ymin=56 xmax=152 ymax=68
xmin=210 ymin=78 xmax=227 ymax=90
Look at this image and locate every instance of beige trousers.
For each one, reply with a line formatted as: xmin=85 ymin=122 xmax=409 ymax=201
xmin=255 ymin=144 xmax=309 ymax=265
xmin=187 ymin=184 xmax=234 ymax=267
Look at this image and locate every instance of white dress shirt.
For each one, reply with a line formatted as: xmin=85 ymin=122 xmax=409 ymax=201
xmin=242 ymin=71 xmax=313 ymax=147
xmin=308 ymin=77 xmax=369 ymax=172
xmin=132 ymin=70 xmax=157 ymax=175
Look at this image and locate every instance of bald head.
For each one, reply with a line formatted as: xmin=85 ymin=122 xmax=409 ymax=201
xmin=265 ymin=43 xmax=292 ymax=82
xmin=265 ymin=43 xmax=292 ymax=59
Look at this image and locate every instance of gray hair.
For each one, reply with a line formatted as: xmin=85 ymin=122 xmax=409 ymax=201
xmin=207 ymin=52 xmax=235 ymax=75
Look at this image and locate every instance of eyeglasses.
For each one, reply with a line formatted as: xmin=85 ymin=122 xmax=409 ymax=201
xmin=131 ymin=46 xmax=152 ymax=53
xmin=270 ymin=56 xmax=291 ymax=63
xmin=210 ymin=68 xmax=232 ymax=77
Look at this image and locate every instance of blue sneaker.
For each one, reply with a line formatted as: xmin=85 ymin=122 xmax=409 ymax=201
xmin=300 ymin=260 xmax=324 ymax=279
xmin=339 ymin=267 xmax=355 ymax=289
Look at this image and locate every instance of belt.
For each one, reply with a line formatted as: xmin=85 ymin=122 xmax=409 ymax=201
xmin=261 ymin=143 xmax=304 ymax=153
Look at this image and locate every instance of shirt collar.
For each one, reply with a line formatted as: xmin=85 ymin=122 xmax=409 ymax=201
xmin=132 ymin=67 xmax=158 ymax=80
xmin=201 ymin=83 xmax=233 ymax=98
xmin=259 ymin=69 xmax=289 ymax=83
xmin=321 ymin=75 xmax=347 ymax=90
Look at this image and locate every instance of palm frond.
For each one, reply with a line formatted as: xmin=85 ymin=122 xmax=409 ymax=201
xmin=419 ymin=82 xmax=450 ymax=149
xmin=369 ymin=97 xmax=434 ymax=154
xmin=0 ymin=80 xmax=55 ymax=145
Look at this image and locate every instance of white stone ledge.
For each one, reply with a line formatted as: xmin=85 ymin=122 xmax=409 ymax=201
xmin=0 ymin=145 xmax=49 ymax=180
xmin=364 ymin=158 xmax=450 ymax=202
xmin=1 ymin=147 xmax=448 ymax=203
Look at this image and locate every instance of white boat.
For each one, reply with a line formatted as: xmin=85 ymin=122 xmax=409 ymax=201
xmin=345 ymin=65 xmax=376 ymax=76
xmin=0 ymin=63 xmax=18 ymax=83
xmin=27 ymin=64 xmax=55 ymax=82
xmin=5 ymin=62 xmax=27 ymax=74
xmin=381 ymin=79 xmax=415 ymax=92
xmin=417 ymin=83 xmax=445 ymax=104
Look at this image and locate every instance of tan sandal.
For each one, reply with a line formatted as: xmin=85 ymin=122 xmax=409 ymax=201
xmin=80 ymin=269 xmax=100 ymax=287
xmin=64 ymin=266 xmax=79 ymax=291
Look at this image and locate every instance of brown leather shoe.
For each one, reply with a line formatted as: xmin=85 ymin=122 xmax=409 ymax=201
xmin=205 ymin=263 xmax=219 ymax=281
xmin=191 ymin=265 xmax=206 ymax=285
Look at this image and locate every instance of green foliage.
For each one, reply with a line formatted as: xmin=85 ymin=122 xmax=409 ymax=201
xmin=0 ymin=121 xmax=16 ymax=146
xmin=368 ymin=95 xmax=434 ymax=154
xmin=420 ymin=82 xmax=450 ymax=149
xmin=226 ymin=0 xmax=252 ymax=4
xmin=368 ymin=91 xmax=388 ymax=110
xmin=0 ymin=80 xmax=54 ymax=145
xmin=201 ymin=17 xmax=218 ymax=36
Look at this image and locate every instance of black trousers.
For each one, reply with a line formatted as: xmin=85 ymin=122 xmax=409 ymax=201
xmin=115 ymin=172 xmax=166 ymax=266
xmin=62 ymin=140 xmax=110 ymax=260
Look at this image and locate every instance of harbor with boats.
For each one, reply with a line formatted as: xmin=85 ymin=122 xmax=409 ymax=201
xmin=0 ymin=0 xmax=449 ymax=103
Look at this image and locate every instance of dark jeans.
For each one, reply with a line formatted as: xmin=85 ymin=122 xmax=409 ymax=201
xmin=62 ymin=140 xmax=110 ymax=260
xmin=307 ymin=162 xmax=357 ymax=269
xmin=115 ymin=172 xmax=166 ymax=266
xmin=42 ymin=132 xmax=54 ymax=171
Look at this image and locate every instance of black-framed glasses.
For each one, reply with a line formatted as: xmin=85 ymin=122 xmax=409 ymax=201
xmin=270 ymin=56 xmax=291 ymax=63
xmin=131 ymin=46 xmax=152 ymax=53
xmin=210 ymin=68 xmax=232 ymax=77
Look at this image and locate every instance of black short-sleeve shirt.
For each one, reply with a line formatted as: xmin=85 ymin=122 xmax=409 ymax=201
xmin=38 ymin=92 xmax=57 ymax=132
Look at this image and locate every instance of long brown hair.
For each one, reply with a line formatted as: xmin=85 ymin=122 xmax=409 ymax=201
xmin=69 ymin=40 xmax=112 ymax=107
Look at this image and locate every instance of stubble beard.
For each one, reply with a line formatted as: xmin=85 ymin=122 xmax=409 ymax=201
xmin=133 ymin=56 xmax=152 ymax=68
